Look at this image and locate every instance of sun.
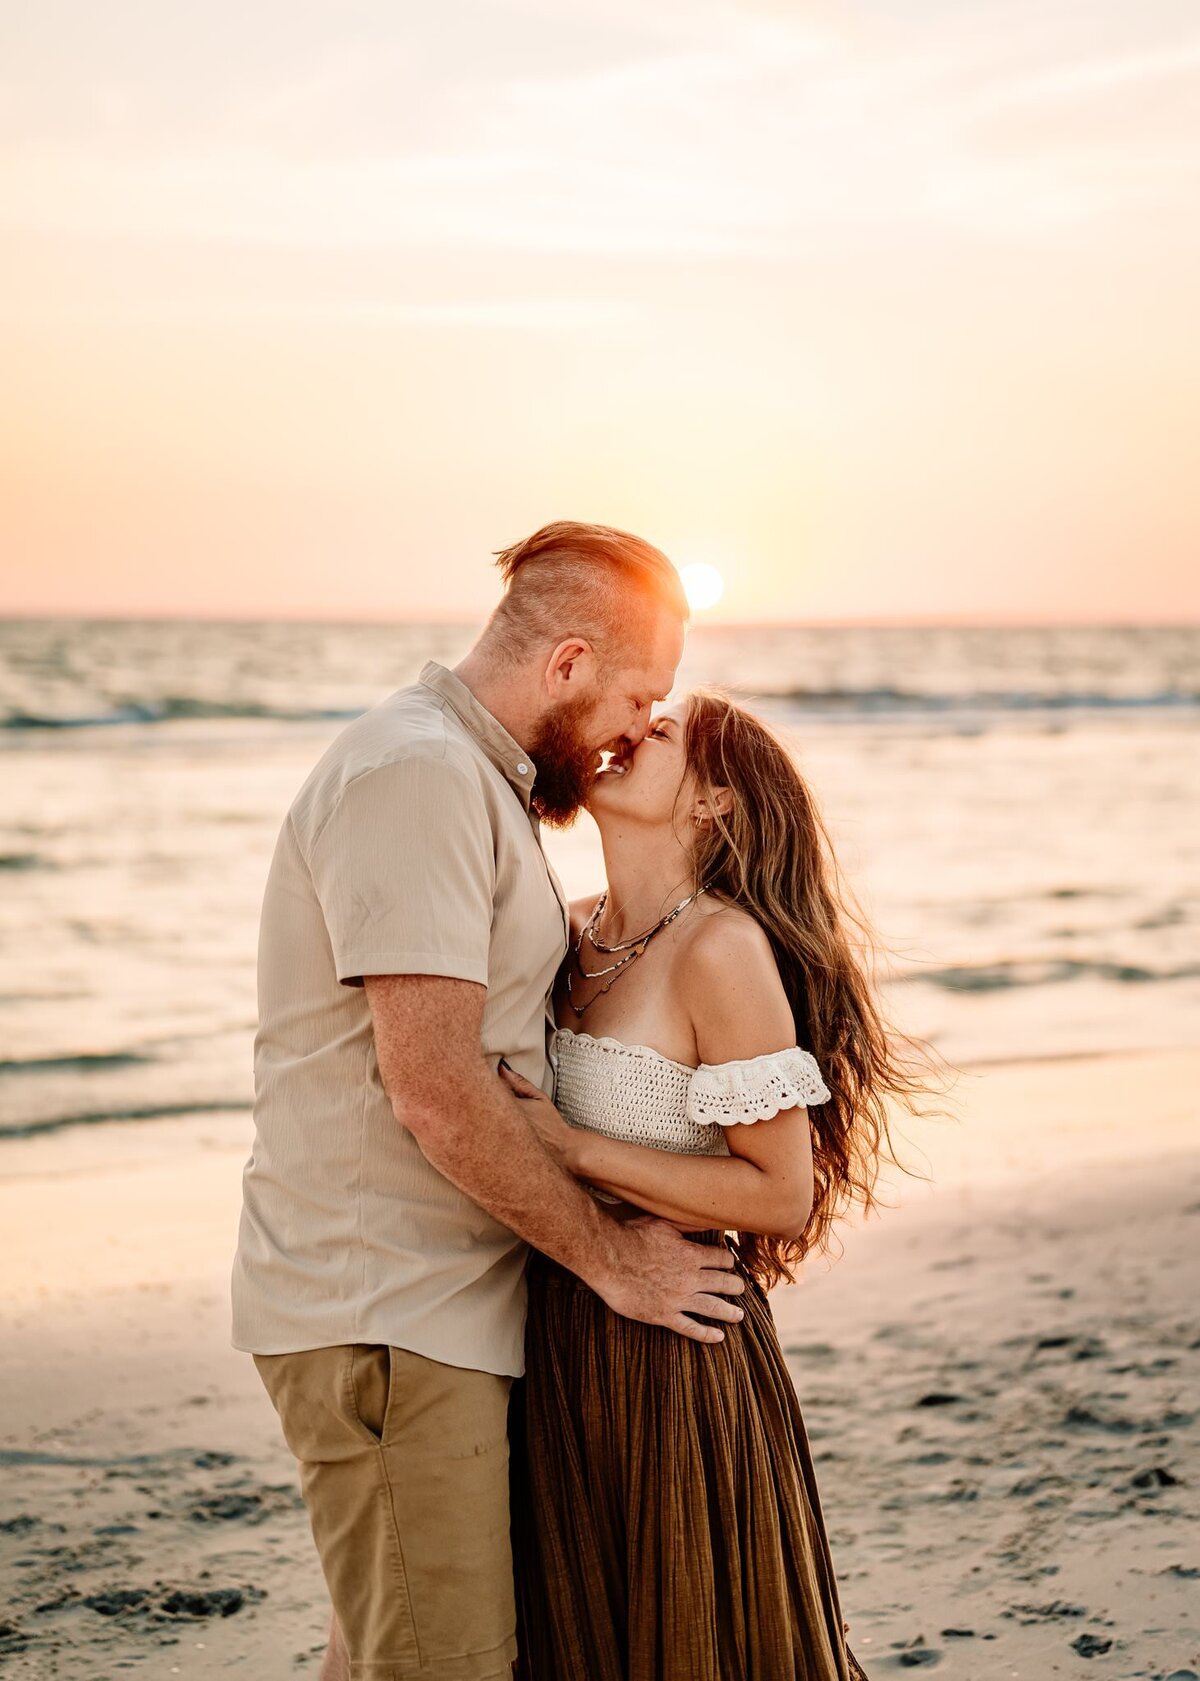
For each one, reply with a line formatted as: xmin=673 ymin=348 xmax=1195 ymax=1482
xmin=679 ymin=562 xmax=726 ymax=612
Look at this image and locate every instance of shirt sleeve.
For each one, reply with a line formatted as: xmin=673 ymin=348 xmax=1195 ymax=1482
xmin=306 ymin=757 xmax=495 ymax=988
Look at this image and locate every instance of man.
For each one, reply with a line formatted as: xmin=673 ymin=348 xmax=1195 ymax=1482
xmin=230 ymin=521 xmax=747 ymax=1681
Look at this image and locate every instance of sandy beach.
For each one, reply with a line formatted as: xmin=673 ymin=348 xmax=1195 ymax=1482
xmin=2 ymin=1048 xmax=1196 ymax=1679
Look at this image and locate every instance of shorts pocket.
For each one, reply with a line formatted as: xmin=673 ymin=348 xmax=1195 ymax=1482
xmin=346 ymin=1343 xmax=393 ymax=1447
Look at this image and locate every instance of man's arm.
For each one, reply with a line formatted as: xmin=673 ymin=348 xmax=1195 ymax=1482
xmin=363 ymin=972 xmax=746 ymax=1344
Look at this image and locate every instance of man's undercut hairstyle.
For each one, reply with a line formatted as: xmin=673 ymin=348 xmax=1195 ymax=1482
xmin=487 ymin=520 xmax=688 ymax=672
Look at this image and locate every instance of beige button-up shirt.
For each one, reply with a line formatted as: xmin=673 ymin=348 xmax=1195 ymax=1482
xmin=231 ymin=661 xmax=569 ymax=1376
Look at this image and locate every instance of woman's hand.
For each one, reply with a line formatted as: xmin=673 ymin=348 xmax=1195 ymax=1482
xmin=499 ymin=1061 xmax=581 ymax=1173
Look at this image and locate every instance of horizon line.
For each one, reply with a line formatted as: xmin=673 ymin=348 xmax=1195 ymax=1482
xmin=3 ymin=609 xmax=1198 ymax=632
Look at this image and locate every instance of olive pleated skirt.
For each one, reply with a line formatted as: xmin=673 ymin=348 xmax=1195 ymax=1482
xmin=510 ymin=1234 xmax=869 ymax=1681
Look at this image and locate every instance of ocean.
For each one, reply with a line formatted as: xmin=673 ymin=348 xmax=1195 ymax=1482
xmin=2 ymin=618 xmax=1197 ymax=1143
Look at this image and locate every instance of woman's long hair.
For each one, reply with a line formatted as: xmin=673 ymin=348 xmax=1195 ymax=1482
xmin=682 ymin=688 xmax=943 ymax=1290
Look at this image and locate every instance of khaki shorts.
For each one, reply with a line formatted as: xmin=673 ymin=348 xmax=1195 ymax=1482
xmin=253 ymin=1344 xmax=515 ymax=1681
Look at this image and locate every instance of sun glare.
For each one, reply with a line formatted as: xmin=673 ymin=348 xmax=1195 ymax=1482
xmin=680 ymin=562 xmax=725 ymax=613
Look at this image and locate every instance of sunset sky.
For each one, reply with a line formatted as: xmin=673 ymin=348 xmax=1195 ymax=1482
xmin=2 ymin=1 xmax=1198 ymax=622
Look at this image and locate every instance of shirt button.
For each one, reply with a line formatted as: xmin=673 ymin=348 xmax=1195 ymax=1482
xmin=516 ymin=762 xmax=529 ymax=775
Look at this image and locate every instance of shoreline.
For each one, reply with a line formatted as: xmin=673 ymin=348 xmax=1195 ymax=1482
xmin=1 ymin=1050 xmax=1198 ymax=1676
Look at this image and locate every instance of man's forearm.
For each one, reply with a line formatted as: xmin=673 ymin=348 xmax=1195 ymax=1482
xmin=397 ymin=1066 xmax=622 ymax=1282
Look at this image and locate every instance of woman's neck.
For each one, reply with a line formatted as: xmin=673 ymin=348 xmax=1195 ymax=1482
xmin=594 ymin=821 xmax=698 ymax=943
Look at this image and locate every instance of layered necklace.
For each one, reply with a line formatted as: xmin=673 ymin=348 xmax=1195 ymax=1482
xmin=565 ymin=885 xmax=707 ymax=1019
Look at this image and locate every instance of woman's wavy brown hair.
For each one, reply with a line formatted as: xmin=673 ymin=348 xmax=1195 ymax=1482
xmin=681 ymin=688 xmax=942 ymax=1290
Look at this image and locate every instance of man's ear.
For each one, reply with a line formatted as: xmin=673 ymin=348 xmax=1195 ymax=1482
xmin=543 ymin=637 xmax=596 ymax=696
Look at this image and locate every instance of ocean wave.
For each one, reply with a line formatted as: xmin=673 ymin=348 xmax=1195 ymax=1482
xmin=0 ymin=1052 xmax=152 ymax=1075
xmin=903 ymin=959 xmax=1200 ymax=993
xmin=0 ymin=1099 xmax=245 ymax=1139
xmin=1 ymin=699 xmax=364 ymax=731
xmin=3 ymin=687 xmax=1199 ymax=732
xmin=759 ymin=685 xmax=1200 ymax=716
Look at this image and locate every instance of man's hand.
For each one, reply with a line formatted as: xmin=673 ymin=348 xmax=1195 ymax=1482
xmin=591 ymin=1215 xmax=746 ymax=1344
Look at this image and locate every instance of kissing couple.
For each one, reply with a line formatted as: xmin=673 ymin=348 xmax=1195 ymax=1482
xmin=233 ymin=520 xmax=923 ymax=1679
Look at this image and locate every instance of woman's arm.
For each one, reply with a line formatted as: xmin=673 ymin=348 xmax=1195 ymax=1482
xmin=568 ymin=1125 xmax=811 ymax=1237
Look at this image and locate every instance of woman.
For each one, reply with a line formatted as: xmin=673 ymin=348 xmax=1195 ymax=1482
xmin=502 ymin=689 xmax=931 ymax=1681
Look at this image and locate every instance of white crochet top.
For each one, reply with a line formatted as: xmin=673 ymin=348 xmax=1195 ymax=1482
xmin=548 ymin=1027 xmax=831 ymax=1159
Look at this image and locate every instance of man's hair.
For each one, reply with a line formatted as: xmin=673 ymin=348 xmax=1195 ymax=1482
xmin=485 ymin=520 xmax=688 ymax=671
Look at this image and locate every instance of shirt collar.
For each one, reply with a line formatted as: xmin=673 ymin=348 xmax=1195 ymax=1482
xmin=417 ymin=660 xmax=537 ymax=809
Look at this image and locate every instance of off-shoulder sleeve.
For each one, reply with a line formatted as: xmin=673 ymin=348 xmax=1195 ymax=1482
xmin=685 ymin=1046 xmax=831 ymax=1128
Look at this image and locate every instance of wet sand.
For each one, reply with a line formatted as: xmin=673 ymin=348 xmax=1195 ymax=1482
xmin=1 ymin=1051 xmax=1197 ymax=1678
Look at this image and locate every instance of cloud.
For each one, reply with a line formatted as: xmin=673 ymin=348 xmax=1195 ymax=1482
xmin=0 ymin=290 xmax=637 ymax=328
xmin=1 ymin=2 xmax=1197 ymax=271
xmin=974 ymin=36 xmax=1200 ymax=111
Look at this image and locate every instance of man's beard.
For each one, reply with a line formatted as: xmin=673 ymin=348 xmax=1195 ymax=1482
xmin=527 ymin=697 xmax=603 ymax=829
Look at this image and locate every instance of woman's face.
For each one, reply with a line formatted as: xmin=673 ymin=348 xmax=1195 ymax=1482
xmin=587 ymin=698 xmax=697 ymax=834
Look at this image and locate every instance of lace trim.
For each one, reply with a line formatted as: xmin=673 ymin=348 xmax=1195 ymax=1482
xmin=551 ymin=1030 xmax=831 ymax=1129
xmin=686 ymin=1047 xmax=831 ymax=1127
xmin=551 ymin=1027 xmax=698 ymax=1074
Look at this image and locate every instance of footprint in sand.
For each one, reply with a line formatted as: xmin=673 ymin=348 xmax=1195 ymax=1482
xmin=890 ymin=1635 xmax=943 ymax=1667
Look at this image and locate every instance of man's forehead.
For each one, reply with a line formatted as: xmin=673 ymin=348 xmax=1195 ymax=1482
xmin=625 ymin=613 xmax=685 ymax=698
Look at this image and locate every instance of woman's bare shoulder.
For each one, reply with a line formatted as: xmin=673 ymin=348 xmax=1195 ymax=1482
xmin=678 ymin=898 xmax=793 ymax=1056
xmin=683 ymin=896 xmax=776 ymax=967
